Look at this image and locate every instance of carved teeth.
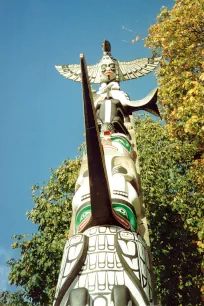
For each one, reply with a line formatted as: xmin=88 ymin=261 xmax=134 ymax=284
xmin=81 ymin=193 xmax=90 ymax=201
xmin=113 ymin=190 xmax=128 ymax=197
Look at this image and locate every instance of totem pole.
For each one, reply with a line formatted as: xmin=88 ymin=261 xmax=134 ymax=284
xmin=53 ymin=41 xmax=161 ymax=306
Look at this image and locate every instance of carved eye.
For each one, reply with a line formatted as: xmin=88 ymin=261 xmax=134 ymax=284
xmin=101 ymin=64 xmax=107 ymax=72
xmin=120 ymin=231 xmax=134 ymax=240
xmin=115 ymin=208 xmax=128 ymax=218
xmin=80 ymin=211 xmax=90 ymax=221
xmin=119 ymin=208 xmax=126 ymax=214
xmin=110 ymin=64 xmax=116 ymax=71
xmin=112 ymin=166 xmax=127 ymax=175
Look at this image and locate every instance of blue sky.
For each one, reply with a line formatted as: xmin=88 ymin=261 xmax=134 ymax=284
xmin=0 ymin=0 xmax=174 ymax=291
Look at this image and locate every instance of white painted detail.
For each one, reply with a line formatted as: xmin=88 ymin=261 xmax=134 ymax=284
xmin=64 ymin=263 xmax=71 ymax=277
xmin=120 ymin=231 xmax=134 ymax=240
xmin=122 ymin=254 xmax=139 ymax=270
xmin=88 ymin=272 xmax=96 ymax=291
xmin=116 ymin=271 xmax=125 ymax=285
xmin=68 ymin=245 xmax=76 ymax=261
xmin=99 ymin=227 xmax=106 ymax=233
xmin=93 ymin=297 xmax=107 ymax=306
xmin=98 ymin=252 xmax=106 ymax=268
xmin=89 ymin=253 xmax=97 ymax=269
xmin=115 ymin=253 xmax=122 ymax=268
xmin=127 ymin=241 xmax=136 ymax=256
xmin=54 ymin=227 xmax=153 ymax=305
xmin=124 ymin=273 xmax=147 ymax=306
xmin=104 ymin=100 xmax=112 ymax=122
xmin=106 ymin=235 xmax=114 ymax=250
xmin=107 ymin=271 xmax=115 ymax=286
xmin=98 ymin=235 xmax=105 ymax=250
xmin=61 ymin=276 xmax=67 ymax=288
xmin=97 ymin=271 xmax=106 ymax=290
xmin=64 ymin=240 xmax=70 ymax=250
xmin=89 ymin=236 xmax=97 ymax=251
xmin=107 ymin=253 xmax=114 ymax=268
xmin=109 ymin=227 xmax=118 ymax=233
xmin=89 ymin=227 xmax=97 ymax=235
xmin=74 ymin=243 xmax=83 ymax=258
xmin=78 ymin=273 xmax=87 ymax=288
xmin=69 ymin=235 xmax=82 ymax=245
xmin=118 ymin=240 xmax=129 ymax=255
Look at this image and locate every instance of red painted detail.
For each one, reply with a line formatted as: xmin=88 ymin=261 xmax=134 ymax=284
xmin=104 ymin=130 xmax=111 ymax=136
xmin=103 ymin=145 xmax=118 ymax=151
xmin=78 ymin=215 xmax=91 ymax=232
xmin=123 ymin=148 xmax=130 ymax=156
xmin=112 ymin=210 xmax=130 ymax=229
xmin=104 ymin=71 xmax=113 ymax=75
xmin=78 ymin=210 xmax=130 ymax=232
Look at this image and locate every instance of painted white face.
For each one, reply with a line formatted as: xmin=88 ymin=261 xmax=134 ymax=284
xmin=100 ymin=57 xmax=118 ymax=83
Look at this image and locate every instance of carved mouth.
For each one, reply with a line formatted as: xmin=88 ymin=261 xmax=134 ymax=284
xmin=104 ymin=71 xmax=113 ymax=75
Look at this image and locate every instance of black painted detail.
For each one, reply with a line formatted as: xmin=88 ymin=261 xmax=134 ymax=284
xmin=81 ymin=193 xmax=90 ymax=201
xmin=149 ymin=286 xmax=153 ymax=303
xmin=142 ymin=275 xmax=148 ymax=288
xmin=111 ymin=285 xmax=131 ymax=306
xmin=67 ymin=288 xmax=90 ymax=306
xmin=102 ymin=40 xmax=111 ymax=52
xmin=96 ymin=99 xmax=130 ymax=136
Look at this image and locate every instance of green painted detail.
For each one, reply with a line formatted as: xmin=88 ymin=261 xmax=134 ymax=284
xmin=75 ymin=202 xmax=137 ymax=232
xmin=75 ymin=205 xmax=91 ymax=232
xmin=112 ymin=203 xmax=137 ymax=231
xmin=111 ymin=136 xmax=131 ymax=152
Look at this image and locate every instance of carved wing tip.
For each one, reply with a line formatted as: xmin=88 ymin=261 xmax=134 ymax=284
xmin=152 ymin=55 xmax=162 ymax=62
xmin=55 ymin=65 xmax=62 ymax=72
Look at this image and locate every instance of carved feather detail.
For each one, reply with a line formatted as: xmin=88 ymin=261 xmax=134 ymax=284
xmin=55 ymin=57 xmax=161 ymax=84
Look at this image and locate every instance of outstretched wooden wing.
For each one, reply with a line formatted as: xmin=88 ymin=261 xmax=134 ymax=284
xmin=55 ymin=63 xmax=101 ymax=83
xmin=118 ymin=57 xmax=161 ymax=81
xmin=55 ymin=56 xmax=161 ymax=83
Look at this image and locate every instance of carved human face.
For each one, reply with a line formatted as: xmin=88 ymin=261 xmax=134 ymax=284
xmin=100 ymin=60 xmax=117 ymax=83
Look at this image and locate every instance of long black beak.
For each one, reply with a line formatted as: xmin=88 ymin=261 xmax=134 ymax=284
xmin=80 ymin=54 xmax=120 ymax=229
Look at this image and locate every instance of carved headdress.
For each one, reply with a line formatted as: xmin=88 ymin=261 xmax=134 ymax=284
xmin=55 ymin=40 xmax=161 ymax=84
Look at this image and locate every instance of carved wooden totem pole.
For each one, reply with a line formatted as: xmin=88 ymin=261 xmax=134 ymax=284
xmin=53 ymin=41 xmax=161 ymax=306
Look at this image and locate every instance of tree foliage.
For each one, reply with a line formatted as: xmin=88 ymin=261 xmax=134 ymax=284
xmin=144 ymin=3 xmax=204 ymax=302
xmin=146 ymin=0 xmax=204 ymax=196
xmin=0 ymin=159 xmax=80 ymax=305
xmin=146 ymin=0 xmax=203 ymax=142
xmin=135 ymin=115 xmax=203 ymax=305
